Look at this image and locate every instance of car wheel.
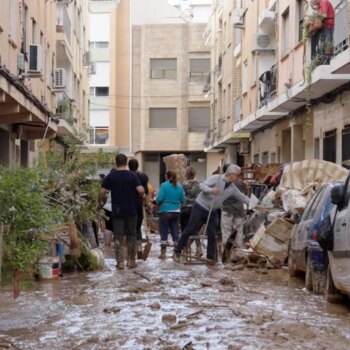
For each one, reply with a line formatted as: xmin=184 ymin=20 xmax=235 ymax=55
xmin=305 ymin=254 xmax=313 ymax=291
xmin=325 ymin=264 xmax=343 ymax=303
xmin=288 ymin=248 xmax=297 ymax=277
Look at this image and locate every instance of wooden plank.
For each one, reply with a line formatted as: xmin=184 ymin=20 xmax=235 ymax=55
xmin=0 ymin=223 xmax=4 ymax=285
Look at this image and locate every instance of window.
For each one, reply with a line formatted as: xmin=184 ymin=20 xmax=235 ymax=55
xmin=254 ymin=153 xmax=260 ymax=164
xmin=89 ymin=127 xmax=109 ymax=145
xmin=242 ymin=60 xmax=248 ymax=93
xmin=188 ymin=107 xmax=210 ymax=132
xmin=189 ymin=59 xmax=210 ymax=83
xmin=22 ymin=6 xmax=28 ymax=55
xmin=150 ymin=59 xmax=177 ymax=79
xmin=90 ymin=87 xmax=109 ymax=96
xmin=282 ymin=9 xmax=290 ymax=55
xmin=262 ymin=152 xmax=268 ymax=165
xmin=314 ymin=137 xmax=320 ymax=159
xmin=301 ymin=187 xmax=325 ymax=222
xmin=32 ymin=19 xmax=36 ymax=44
xmin=342 ymin=125 xmax=350 ymax=162
xmin=297 ymin=0 xmax=305 ymax=43
xmin=89 ymin=41 xmax=109 ymax=49
xmin=149 ymin=108 xmax=177 ymax=128
xmin=271 ymin=152 xmax=276 ymax=163
xmin=323 ymin=129 xmax=336 ymax=163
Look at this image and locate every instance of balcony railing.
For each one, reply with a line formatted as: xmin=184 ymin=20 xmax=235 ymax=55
xmin=259 ymin=64 xmax=277 ymax=107
xmin=56 ymin=92 xmax=73 ymax=124
xmin=311 ymin=1 xmax=349 ymax=64
xmin=334 ymin=0 xmax=349 ymax=55
xmin=56 ymin=5 xmax=71 ymax=45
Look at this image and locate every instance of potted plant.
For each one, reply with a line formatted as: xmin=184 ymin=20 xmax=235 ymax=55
xmin=305 ymin=13 xmax=324 ymax=37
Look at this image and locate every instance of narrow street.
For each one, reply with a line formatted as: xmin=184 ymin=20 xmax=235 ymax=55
xmin=1 ymin=236 xmax=350 ymax=350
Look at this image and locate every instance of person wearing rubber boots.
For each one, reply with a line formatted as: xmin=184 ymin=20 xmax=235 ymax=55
xmin=173 ymin=164 xmax=250 ymax=265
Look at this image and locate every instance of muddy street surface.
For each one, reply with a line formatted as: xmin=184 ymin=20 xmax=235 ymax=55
xmin=1 ymin=237 xmax=350 ymax=350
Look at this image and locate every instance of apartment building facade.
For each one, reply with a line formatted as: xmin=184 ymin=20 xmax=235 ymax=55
xmin=203 ymin=0 xmax=250 ymax=167
xmin=107 ymin=0 xmax=219 ymax=187
xmin=0 ymin=0 xmax=89 ymax=166
xmin=88 ymin=0 xmax=118 ymax=148
xmin=232 ymin=0 xmax=350 ymax=166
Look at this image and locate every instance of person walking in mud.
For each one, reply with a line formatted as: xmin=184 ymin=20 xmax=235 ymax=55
xmin=156 ymin=171 xmax=186 ymax=259
xmin=98 ymin=154 xmax=144 ymax=270
xmin=220 ymin=174 xmax=249 ymax=262
xmin=128 ymin=159 xmax=149 ymax=259
xmin=180 ymin=166 xmax=203 ymax=257
xmin=173 ymin=164 xmax=250 ymax=265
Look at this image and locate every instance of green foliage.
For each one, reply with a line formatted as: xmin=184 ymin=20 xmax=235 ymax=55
xmin=0 ymin=137 xmax=113 ymax=284
xmin=40 ymin=136 xmax=113 ymax=226
xmin=0 ymin=167 xmax=64 ymax=279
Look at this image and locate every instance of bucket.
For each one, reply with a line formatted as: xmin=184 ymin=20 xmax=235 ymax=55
xmin=38 ymin=257 xmax=60 ymax=279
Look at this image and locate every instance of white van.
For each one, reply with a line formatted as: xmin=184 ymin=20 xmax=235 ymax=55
xmin=326 ymin=172 xmax=350 ymax=302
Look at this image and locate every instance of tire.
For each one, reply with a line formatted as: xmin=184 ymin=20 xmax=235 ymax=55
xmin=312 ymin=270 xmax=326 ymax=295
xmin=305 ymin=254 xmax=313 ymax=291
xmin=288 ymin=247 xmax=297 ymax=277
xmin=325 ymin=264 xmax=343 ymax=304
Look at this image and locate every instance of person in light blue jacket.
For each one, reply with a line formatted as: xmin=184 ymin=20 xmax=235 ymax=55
xmin=156 ymin=171 xmax=186 ymax=259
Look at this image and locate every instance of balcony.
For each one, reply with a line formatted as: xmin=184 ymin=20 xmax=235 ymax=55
xmin=258 ymin=9 xmax=276 ymax=35
xmin=259 ymin=64 xmax=277 ymax=107
xmin=56 ymin=4 xmax=71 ymax=45
xmin=310 ymin=1 xmax=350 ymax=71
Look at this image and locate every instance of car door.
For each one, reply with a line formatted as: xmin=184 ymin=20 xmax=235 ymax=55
xmin=292 ymin=188 xmax=324 ymax=270
xmin=331 ymin=176 xmax=350 ymax=293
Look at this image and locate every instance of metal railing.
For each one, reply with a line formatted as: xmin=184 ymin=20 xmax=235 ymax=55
xmin=334 ymin=0 xmax=349 ymax=55
xmin=57 ymin=5 xmax=71 ymax=45
xmin=311 ymin=1 xmax=349 ymax=62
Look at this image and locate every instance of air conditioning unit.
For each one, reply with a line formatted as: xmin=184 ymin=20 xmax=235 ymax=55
xmin=83 ymin=51 xmax=91 ymax=65
xmin=253 ymin=33 xmax=275 ymax=51
xmin=28 ymin=44 xmax=43 ymax=73
xmin=232 ymin=8 xmax=244 ymax=26
xmin=89 ymin=62 xmax=96 ymax=75
xmin=53 ymin=68 xmax=66 ymax=89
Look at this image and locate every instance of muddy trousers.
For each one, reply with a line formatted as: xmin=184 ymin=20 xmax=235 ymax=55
xmin=221 ymin=212 xmax=244 ymax=248
xmin=175 ymin=202 xmax=218 ymax=261
xmin=112 ymin=215 xmax=137 ymax=262
xmin=136 ymin=205 xmax=144 ymax=241
xmin=159 ymin=212 xmax=180 ymax=245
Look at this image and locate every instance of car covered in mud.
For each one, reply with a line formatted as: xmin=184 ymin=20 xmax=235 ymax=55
xmin=325 ymin=171 xmax=350 ymax=303
xmin=288 ymin=183 xmax=336 ymax=294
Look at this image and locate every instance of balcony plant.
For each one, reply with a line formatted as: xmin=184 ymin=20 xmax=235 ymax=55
xmin=303 ymin=12 xmax=324 ymax=41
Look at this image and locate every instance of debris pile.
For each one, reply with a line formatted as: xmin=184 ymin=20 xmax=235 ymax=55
xmin=225 ymin=160 xmax=349 ymax=270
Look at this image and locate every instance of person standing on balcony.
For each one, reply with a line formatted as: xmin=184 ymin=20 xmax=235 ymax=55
xmin=313 ymin=0 xmax=335 ymax=63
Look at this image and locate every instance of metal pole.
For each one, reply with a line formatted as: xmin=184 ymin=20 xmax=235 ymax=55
xmin=203 ymin=159 xmax=224 ymax=237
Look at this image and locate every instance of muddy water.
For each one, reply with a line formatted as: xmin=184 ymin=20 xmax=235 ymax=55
xmin=1 ymin=239 xmax=350 ymax=350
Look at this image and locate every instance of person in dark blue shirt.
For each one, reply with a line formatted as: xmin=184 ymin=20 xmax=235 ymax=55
xmin=128 ymin=159 xmax=149 ymax=259
xmin=98 ymin=154 xmax=144 ymax=270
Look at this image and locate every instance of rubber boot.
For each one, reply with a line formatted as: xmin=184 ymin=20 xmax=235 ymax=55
xmin=158 ymin=244 xmax=167 ymax=260
xmin=136 ymin=240 xmax=143 ymax=260
xmin=127 ymin=258 xmax=137 ymax=268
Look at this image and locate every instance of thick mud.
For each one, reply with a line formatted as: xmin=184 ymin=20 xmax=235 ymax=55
xmin=1 ymin=236 xmax=350 ymax=350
